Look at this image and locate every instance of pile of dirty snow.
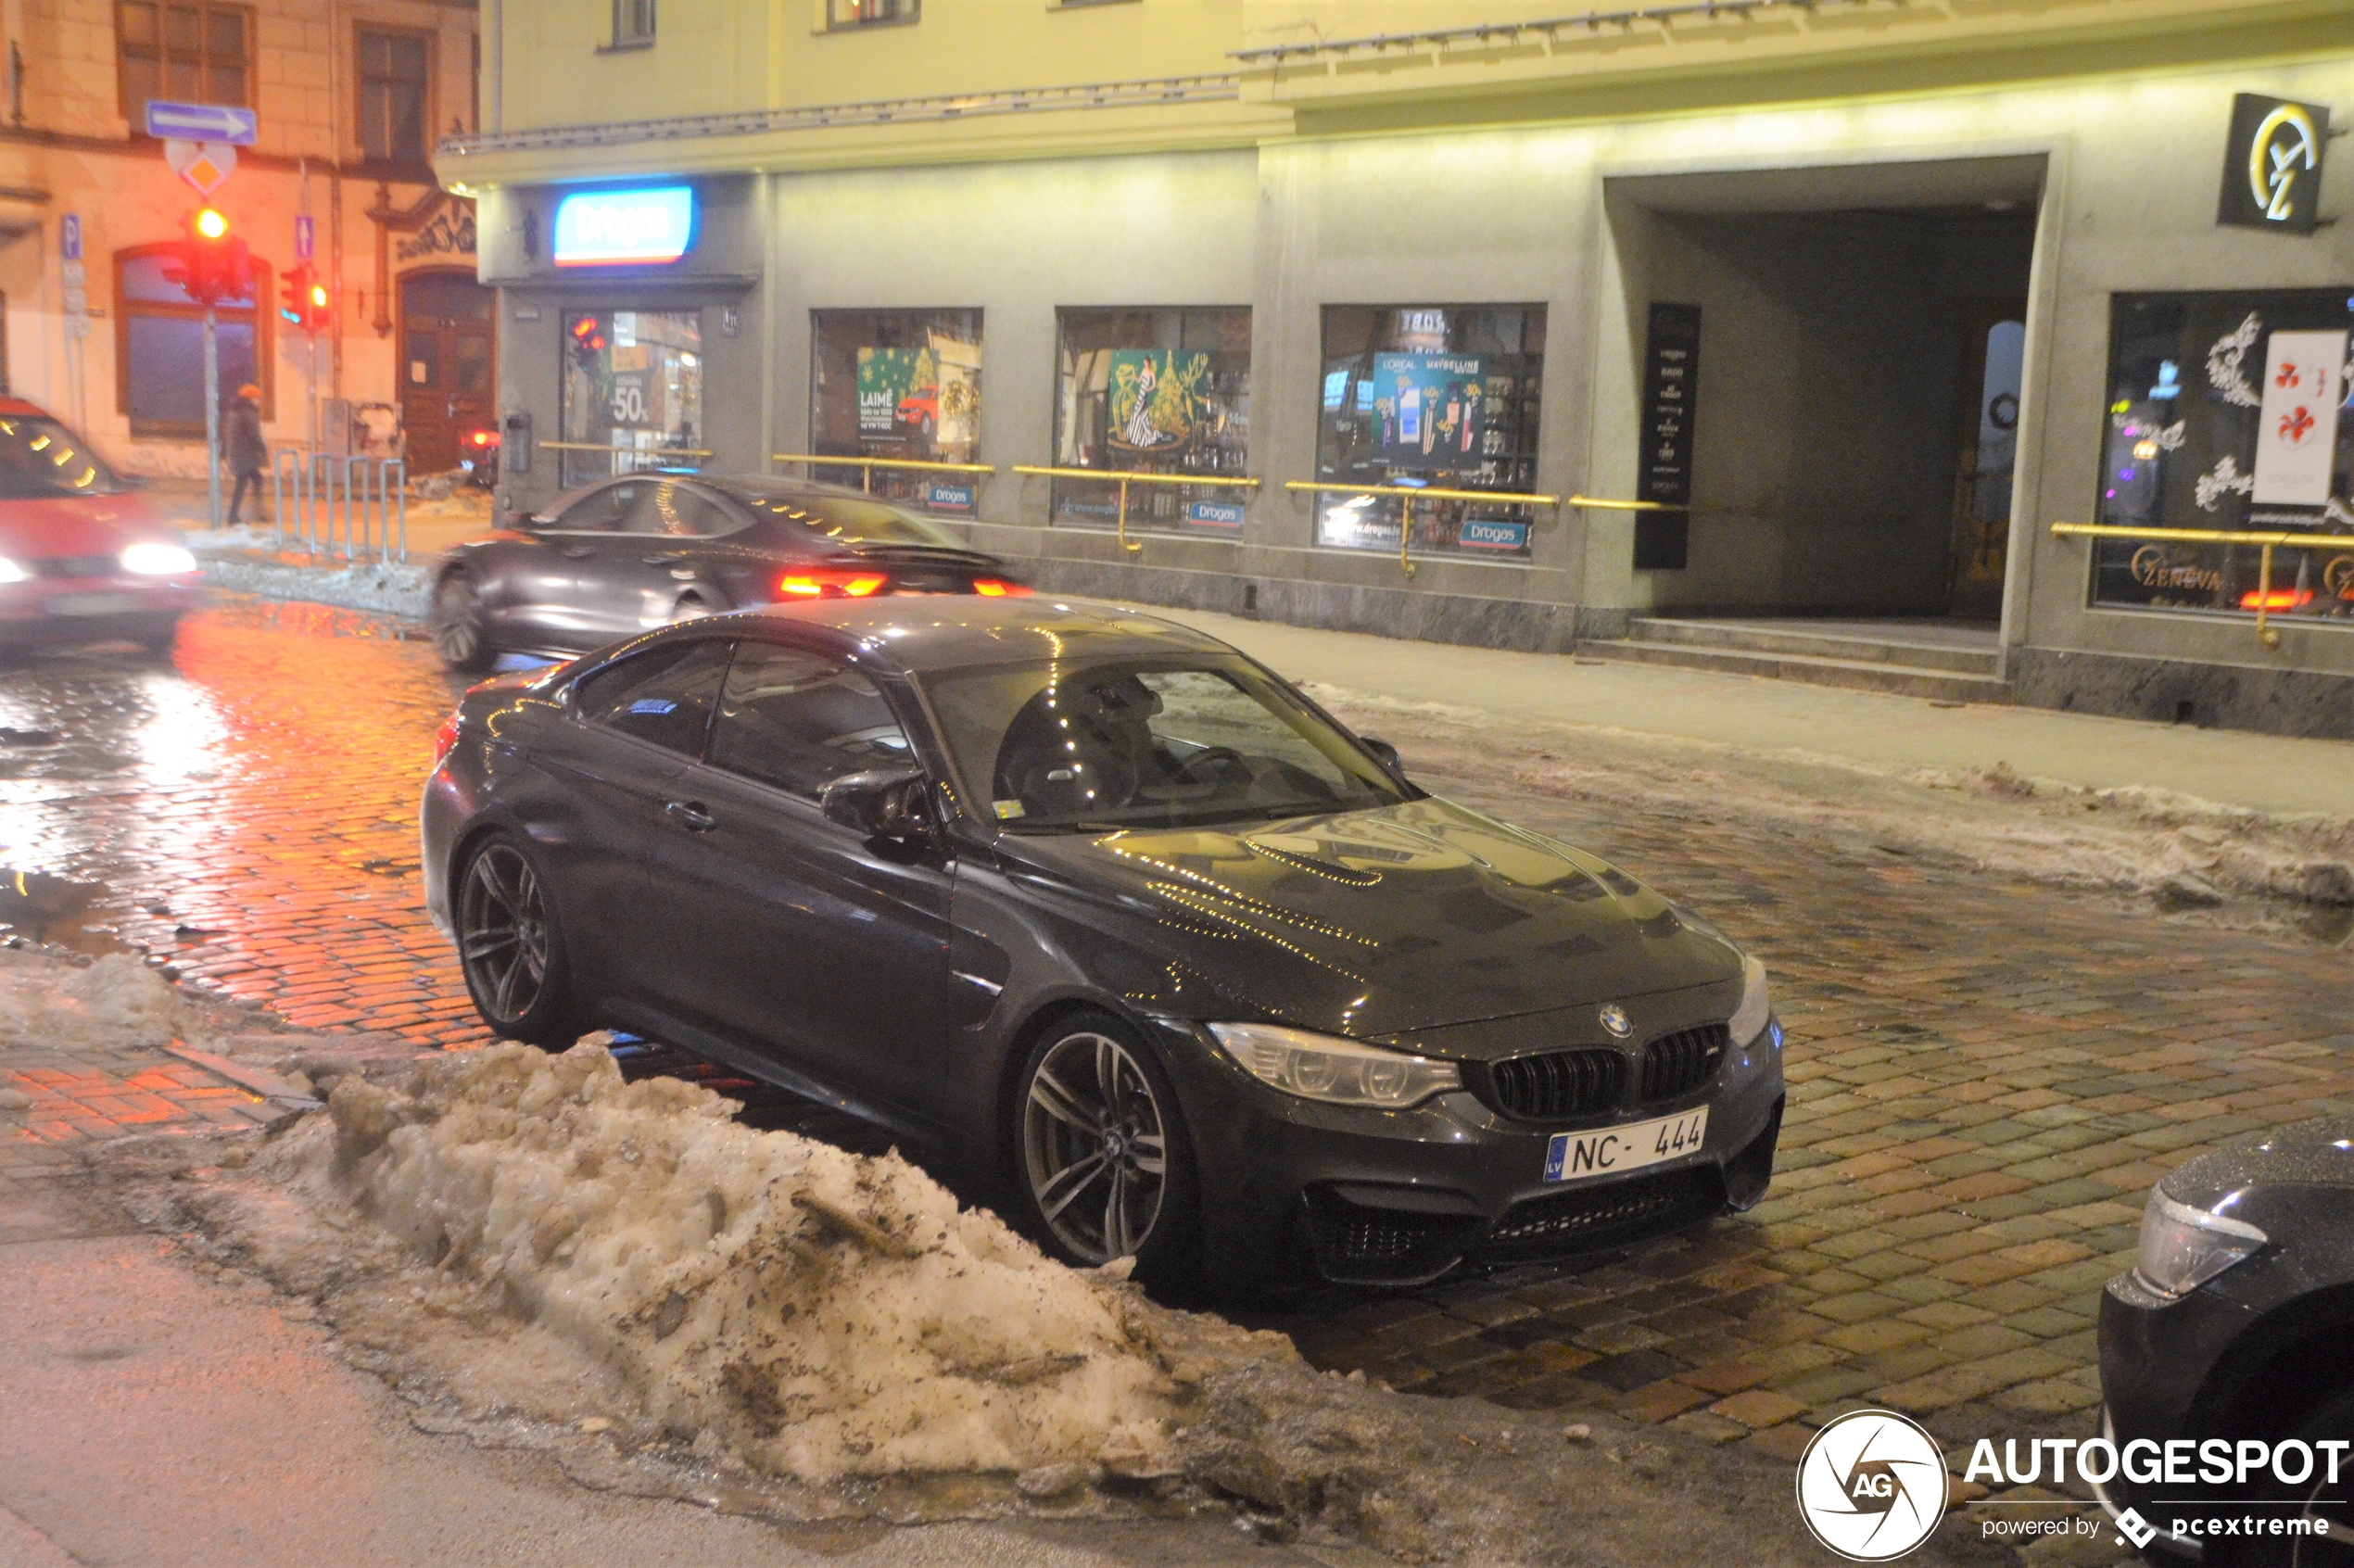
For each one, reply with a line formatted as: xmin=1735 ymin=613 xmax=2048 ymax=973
xmin=195 ymin=554 xmax=432 ymax=619
xmin=282 ymin=1041 xmax=1188 ymax=1482
xmin=0 ymin=950 xmax=186 ymax=1051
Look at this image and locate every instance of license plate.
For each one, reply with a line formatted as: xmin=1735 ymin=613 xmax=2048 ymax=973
xmin=45 ymin=593 xmax=144 ymax=616
xmin=1544 ymin=1107 xmax=1708 ymax=1183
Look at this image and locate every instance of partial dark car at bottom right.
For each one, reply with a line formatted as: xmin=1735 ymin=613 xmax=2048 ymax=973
xmin=2098 ymin=1115 xmax=2354 ymax=1564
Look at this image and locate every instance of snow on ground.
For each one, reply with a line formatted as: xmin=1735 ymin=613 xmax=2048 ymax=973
xmin=193 ymin=553 xmax=433 ymax=619
xmin=1307 ymin=684 xmax=2354 ymax=929
xmin=0 ymin=954 xmax=1905 ymax=1563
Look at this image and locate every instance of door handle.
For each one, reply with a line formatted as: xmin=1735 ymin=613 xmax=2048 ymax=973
xmin=643 ymin=554 xmax=681 ymax=566
xmin=664 ymin=799 xmax=715 ymax=832
xmin=559 ymin=546 xmax=594 ymax=560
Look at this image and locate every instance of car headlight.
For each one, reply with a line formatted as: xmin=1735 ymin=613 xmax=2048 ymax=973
xmin=2133 ymin=1187 xmax=2266 ymax=1298
xmin=0 ymin=557 xmax=24 ymax=584
xmin=1728 ymin=955 xmax=1772 ymax=1046
xmin=1207 ymin=1021 xmax=1462 ymax=1108
xmin=120 ymin=542 xmax=197 ymax=576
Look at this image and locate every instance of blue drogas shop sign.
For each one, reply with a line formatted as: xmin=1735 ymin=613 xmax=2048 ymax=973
xmin=553 ymin=187 xmax=695 ymax=267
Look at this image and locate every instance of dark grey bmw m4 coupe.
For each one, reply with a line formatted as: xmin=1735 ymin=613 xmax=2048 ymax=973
xmin=421 ymin=598 xmax=1782 ymax=1292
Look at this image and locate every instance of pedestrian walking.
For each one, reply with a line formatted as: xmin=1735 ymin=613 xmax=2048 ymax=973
xmin=224 ymin=383 xmax=268 ymax=529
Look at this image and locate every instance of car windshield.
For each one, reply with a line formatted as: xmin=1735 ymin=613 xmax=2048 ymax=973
xmin=920 ymin=655 xmax=1408 ymax=831
xmin=725 ymin=485 xmax=966 ymax=550
xmin=0 ymin=415 xmax=122 ymax=499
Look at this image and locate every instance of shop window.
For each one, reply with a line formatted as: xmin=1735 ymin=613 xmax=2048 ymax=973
xmin=356 ymin=28 xmax=430 ymax=167
xmin=114 ymin=245 xmax=269 ymax=438
xmin=1314 ymin=305 xmax=1546 ymax=562
xmin=560 ymin=310 xmax=703 ymax=487
xmin=809 ymin=309 xmax=981 ymax=512
xmin=2093 ymin=291 xmax=2354 ymax=626
xmin=612 ymin=0 xmax=656 ymax=47
xmin=828 ymin=0 xmax=917 ymax=27
xmin=119 ymin=2 xmax=250 ymax=120
xmin=1051 ymin=308 xmax=1250 ymax=537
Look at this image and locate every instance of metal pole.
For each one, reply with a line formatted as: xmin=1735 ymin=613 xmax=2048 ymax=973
xmin=203 ymin=306 xmax=221 ymax=530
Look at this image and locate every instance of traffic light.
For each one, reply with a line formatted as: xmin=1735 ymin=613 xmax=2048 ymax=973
xmin=278 ymin=263 xmax=331 ymax=333
xmin=568 ymin=313 xmax=609 ymax=371
xmin=279 ymin=262 xmax=313 ymax=326
xmin=165 ymin=207 xmax=250 ymax=307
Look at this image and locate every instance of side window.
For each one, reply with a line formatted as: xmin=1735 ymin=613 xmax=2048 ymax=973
xmin=708 ymin=643 xmax=914 ymax=801
xmin=635 ymin=481 xmax=739 ymax=537
xmin=573 ymin=639 xmax=732 ymax=756
xmin=553 ymin=481 xmax=639 ymax=532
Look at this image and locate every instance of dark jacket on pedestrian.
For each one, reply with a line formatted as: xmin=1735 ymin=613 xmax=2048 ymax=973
xmin=225 ymin=397 xmax=268 ymax=477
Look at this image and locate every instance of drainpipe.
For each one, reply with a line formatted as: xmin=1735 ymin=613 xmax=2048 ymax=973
xmin=485 ymin=0 xmax=501 ymax=133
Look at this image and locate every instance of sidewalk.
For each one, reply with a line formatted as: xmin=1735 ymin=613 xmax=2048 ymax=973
xmin=1141 ymin=607 xmax=2354 ymax=819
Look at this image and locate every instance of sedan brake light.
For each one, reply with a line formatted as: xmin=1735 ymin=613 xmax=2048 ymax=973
xmin=433 ymin=709 xmax=463 ymax=765
xmin=972 ymin=578 xmax=1033 ymax=598
xmin=778 ymin=569 xmax=889 ymax=600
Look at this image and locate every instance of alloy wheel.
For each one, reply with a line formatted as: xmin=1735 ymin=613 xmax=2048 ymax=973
xmin=433 ymin=576 xmax=488 ymax=670
xmin=458 ymin=842 xmax=551 ymax=1027
xmin=1021 ymin=1031 xmax=1168 ymax=1264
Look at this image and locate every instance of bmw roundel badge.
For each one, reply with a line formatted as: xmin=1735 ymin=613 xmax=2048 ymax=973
xmin=1600 ymin=1004 xmax=1633 ymax=1039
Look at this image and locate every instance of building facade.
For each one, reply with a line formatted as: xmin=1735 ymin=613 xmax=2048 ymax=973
xmin=449 ymin=0 xmax=2353 ymax=738
xmin=1 ymin=0 xmax=487 ymax=477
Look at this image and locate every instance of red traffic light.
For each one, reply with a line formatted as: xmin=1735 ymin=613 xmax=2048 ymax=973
xmin=173 ymin=207 xmax=249 ymax=307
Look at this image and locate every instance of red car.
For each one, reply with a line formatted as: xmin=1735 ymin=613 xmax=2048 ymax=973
xmin=0 ymin=398 xmax=200 ymax=654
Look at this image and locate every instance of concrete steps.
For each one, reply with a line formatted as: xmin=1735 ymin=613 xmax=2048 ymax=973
xmin=1577 ymin=617 xmax=2011 ymax=704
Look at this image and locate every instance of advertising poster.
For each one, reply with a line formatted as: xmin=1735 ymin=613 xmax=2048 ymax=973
xmin=1107 ymin=349 xmax=1211 ymax=456
xmin=855 ymin=348 xmax=926 ymax=440
xmin=2253 ymin=329 xmax=2346 ymax=505
xmin=1371 ymin=352 xmax=1486 ymax=471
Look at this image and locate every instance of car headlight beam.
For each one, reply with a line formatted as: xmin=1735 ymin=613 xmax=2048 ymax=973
xmin=1728 ymin=955 xmax=1772 ymax=1046
xmin=0 ymin=557 xmax=24 ymax=584
xmin=1207 ymin=1021 xmax=1462 ymax=1109
xmin=120 ymin=542 xmax=198 ymax=576
xmin=2133 ymin=1187 xmax=2267 ymax=1299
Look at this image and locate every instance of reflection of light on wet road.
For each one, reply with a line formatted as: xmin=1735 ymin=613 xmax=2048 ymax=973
xmin=0 ymin=600 xmax=487 ymax=1046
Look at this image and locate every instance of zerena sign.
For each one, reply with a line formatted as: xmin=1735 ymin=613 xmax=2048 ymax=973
xmin=2219 ymin=94 xmax=2330 ymax=234
xmin=552 ymin=187 xmax=695 ymax=267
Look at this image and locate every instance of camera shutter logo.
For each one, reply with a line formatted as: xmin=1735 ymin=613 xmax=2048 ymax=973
xmin=1795 ymin=1410 xmax=1950 ymax=1561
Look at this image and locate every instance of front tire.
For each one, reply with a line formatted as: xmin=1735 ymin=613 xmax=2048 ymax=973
xmin=433 ymin=572 xmax=496 ymax=673
xmin=454 ymin=833 xmax=578 ymax=1049
xmin=2216 ymin=1385 xmax=2354 ymax=1568
xmin=1010 ymin=1014 xmax=1197 ymax=1283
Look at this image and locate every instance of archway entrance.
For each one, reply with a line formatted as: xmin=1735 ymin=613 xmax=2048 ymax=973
xmin=398 ymin=269 xmax=496 ymax=473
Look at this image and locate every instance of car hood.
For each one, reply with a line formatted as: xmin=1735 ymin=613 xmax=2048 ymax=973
xmin=2163 ymin=1115 xmax=2354 ymax=1206
xmin=1 ymin=492 xmax=168 ymax=557
xmin=997 ymin=796 xmax=1743 ymax=1042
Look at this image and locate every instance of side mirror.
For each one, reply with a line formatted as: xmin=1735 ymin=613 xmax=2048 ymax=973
xmin=1361 ymin=736 xmax=1407 ymax=780
xmin=821 ymin=767 xmax=932 ymax=841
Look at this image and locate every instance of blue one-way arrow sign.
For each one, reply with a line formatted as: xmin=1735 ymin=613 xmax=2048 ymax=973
xmin=144 ymin=100 xmax=257 ymax=145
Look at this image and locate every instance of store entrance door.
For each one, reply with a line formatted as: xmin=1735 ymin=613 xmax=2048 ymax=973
xmin=399 ymin=270 xmax=496 ymax=474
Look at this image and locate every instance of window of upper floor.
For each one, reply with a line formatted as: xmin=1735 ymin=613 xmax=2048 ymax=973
xmin=356 ymin=27 xmax=431 ymax=169
xmin=612 ymin=0 xmax=656 ymax=48
xmin=826 ymin=0 xmax=918 ymax=30
xmin=118 ymin=2 xmax=250 ymax=123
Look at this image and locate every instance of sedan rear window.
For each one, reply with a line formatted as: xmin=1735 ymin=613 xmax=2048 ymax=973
xmin=0 ymin=416 xmax=122 ymax=498
xmin=735 ymin=490 xmax=965 ymax=550
xmin=920 ymin=656 xmax=1405 ymax=831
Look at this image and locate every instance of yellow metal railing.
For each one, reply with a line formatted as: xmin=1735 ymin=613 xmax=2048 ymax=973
xmin=1285 ymin=480 xmax=1560 ymax=576
xmin=2049 ymin=521 xmax=2350 ymax=650
xmin=1012 ymin=464 xmax=1260 ymax=555
xmin=1567 ymin=494 xmax=1677 ymax=512
xmin=771 ymin=453 xmax=998 ymax=496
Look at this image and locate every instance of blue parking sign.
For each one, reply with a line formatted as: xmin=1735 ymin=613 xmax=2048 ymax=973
xmin=295 ymin=215 xmax=313 ymax=259
xmin=60 ymin=214 xmax=81 ymax=261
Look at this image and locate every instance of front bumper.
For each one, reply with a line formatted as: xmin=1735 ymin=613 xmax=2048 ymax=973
xmin=1154 ymin=1014 xmax=1785 ymax=1288
xmin=0 ymin=576 xmax=199 ymax=644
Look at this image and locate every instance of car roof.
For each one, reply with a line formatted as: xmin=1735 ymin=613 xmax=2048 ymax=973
xmin=703 ymin=595 xmax=1239 ymax=674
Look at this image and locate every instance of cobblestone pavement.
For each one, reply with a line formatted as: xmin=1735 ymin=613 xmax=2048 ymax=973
xmin=3 ymin=602 xmax=2348 ymax=1493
